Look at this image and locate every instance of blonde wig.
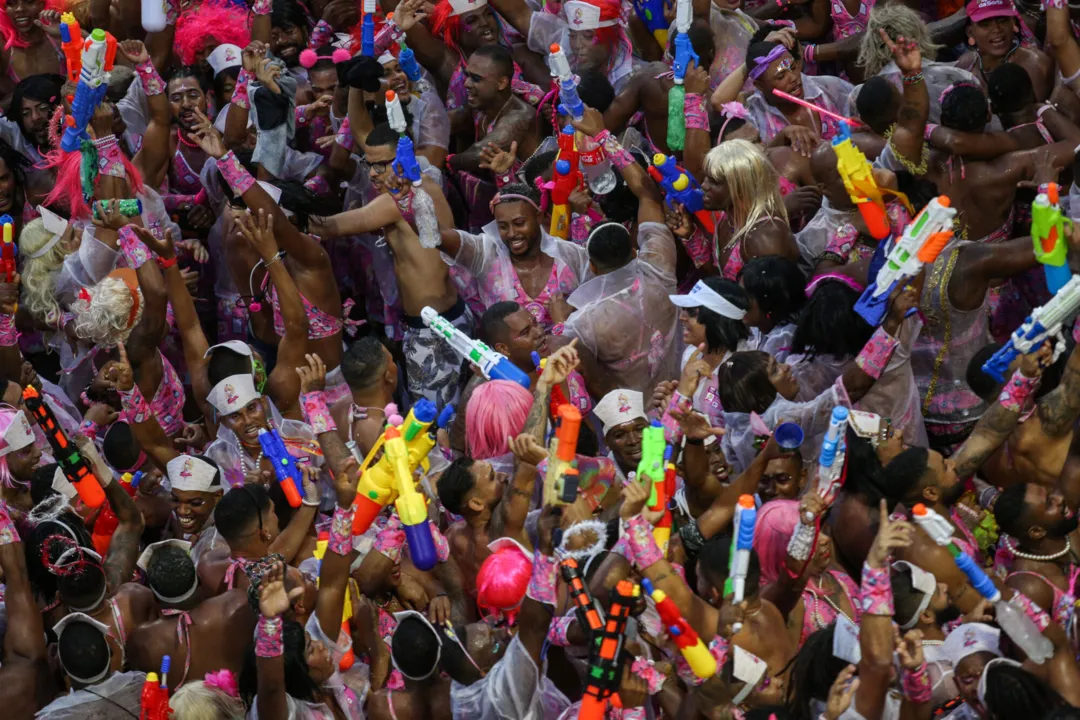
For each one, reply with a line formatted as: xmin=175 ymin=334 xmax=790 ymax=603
xmin=19 ymin=218 xmax=75 ymax=330
xmin=858 ymin=4 xmax=942 ymax=77
xmin=72 ymin=271 xmax=145 ymax=347
xmin=170 ymin=680 xmax=245 ymax=720
xmin=703 ymin=139 xmax=788 ymax=245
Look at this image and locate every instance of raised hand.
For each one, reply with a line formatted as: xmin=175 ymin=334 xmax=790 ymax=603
xmin=878 ymin=28 xmax=921 ymax=75
xmin=103 ymin=343 xmax=135 ymax=393
xmin=34 ymin=9 xmax=62 ymax=36
xmin=678 ymin=349 xmax=711 ymax=397
xmin=392 ymin=0 xmax=432 ymax=32
xmin=1019 ymin=341 xmax=1055 ymax=380
xmin=569 ymin=107 xmax=605 ymax=138
xmin=670 ymin=409 xmax=726 ymax=442
xmin=131 ymin=225 xmax=176 ymax=261
xmin=824 ymin=665 xmax=859 ymax=720
xmin=296 ymin=353 xmax=327 ymax=394
xmin=119 ymin=39 xmax=150 ymax=65
xmin=619 ymin=479 xmax=650 ymax=520
xmin=539 ymin=338 xmax=579 ymax=386
xmin=242 ymin=41 xmax=268 ymax=72
xmin=190 ymin=109 xmax=227 ymax=158
xmin=258 ymin=560 xmax=304 ymax=618
xmin=478 ymin=140 xmax=518 ymax=175
xmin=0 ymin=272 xmax=19 ymax=315
xmin=867 ymin=499 xmax=914 ymax=568
xmin=665 ymin=201 xmax=694 ymax=239
xmin=236 ymin=208 xmax=279 ymax=262
xmin=509 ymin=433 xmax=548 ymax=465
xmin=255 ymin=56 xmax=282 ymax=94
xmin=303 ymin=95 xmax=334 ymax=121
xmin=895 ymin=627 xmax=925 ymax=670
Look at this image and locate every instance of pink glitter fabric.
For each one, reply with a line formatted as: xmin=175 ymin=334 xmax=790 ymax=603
xmin=254 ymin=615 xmax=283 ymax=657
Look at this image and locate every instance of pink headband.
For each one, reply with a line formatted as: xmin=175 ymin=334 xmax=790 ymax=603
xmin=718 ymin=101 xmax=751 ymax=140
xmin=804 ymin=271 xmax=866 ymax=298
xmin=489 ymin=193 xmax=541 ymax=213
xmin=939 ymin=80 xmax=980 ymax=106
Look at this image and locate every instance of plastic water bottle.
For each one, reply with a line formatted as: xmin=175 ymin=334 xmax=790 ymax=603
xmin=578 ymin=134 xmax=617 ymax=195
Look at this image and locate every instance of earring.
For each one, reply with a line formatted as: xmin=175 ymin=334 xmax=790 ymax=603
xmin=968 ymin=37 xmax=976 ymax=45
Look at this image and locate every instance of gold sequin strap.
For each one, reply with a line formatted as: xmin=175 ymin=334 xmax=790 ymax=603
xmin=884 ymin=125 xmax=930 ymax=177
xmin=921 ymin=247 xmax=961 ymax=416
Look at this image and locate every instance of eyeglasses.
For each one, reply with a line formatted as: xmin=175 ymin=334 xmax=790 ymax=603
xmin=365 ymin=160 xmax=390 ymax=174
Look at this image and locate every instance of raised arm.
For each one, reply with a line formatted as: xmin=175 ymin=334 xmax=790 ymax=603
xmin=695 ymin=438 xmax=783 ymax=539
xmin=379 ymin=0 xmax=460 ymax=91
xmin=877 ymin=30 xmax=928 ymax=171
xmin=315 ymin=193 xmax=404 ymax=239
xmin=838 ymin=285 xmax=915 ymax=403
xmin=110 ymin=342 xmax=180 ymax=472
xmin=235 ymin=210 xmax=309 ymax=418
xmin=1044 ymin=1 xmax=1080 ymax=93
xmin=81 ymin=435 xmax=145 ymax=589
xmin=123 ymin=40 xmax=173 ymax=190
xmin=1036 ymin=331 xmax=1080 ymax=437
xmin=495 ymin=435 xmax=545 ymax=542
xmin=255 ymin=562 xmax=301 ymax=720
xmin=484 ymin=0 xmax=534 ymax=41
xmin=682 ymin=62 xmax=712 ymax=183
xmin=314 ymin=444 xmax=360 ymax=643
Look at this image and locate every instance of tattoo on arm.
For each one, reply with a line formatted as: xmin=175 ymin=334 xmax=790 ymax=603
xmin=523 ymin=382 xmax=552 ymax=443
xmin=317 ymin=428 xmax=352 ymax=479
xmin=953 ymin=401 xmax=1020 ymax=478
xmin=1037 ymin=362 xmax=1080 ymax=437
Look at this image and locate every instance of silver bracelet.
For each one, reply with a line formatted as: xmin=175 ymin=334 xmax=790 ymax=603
xmin=787 ymin=520 xmax=817 ymax=562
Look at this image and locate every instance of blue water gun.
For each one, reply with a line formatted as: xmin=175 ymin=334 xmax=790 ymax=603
xmin=258 ymin=428 xmax=304 ymax=508
xmin=648 ymin=154 xmax=715 ymax=234
xmin=982 ymin=273 xmax=1080 ymax=382
xmin=632 ymin=0 xmax=668 ymax=48
xmin=398 ymin=39 xmax=423 ymax=85
xmin=548 ymin=43 xmax=584 ymax=120
xmin=420 ymin=306 xmax=532 ymax=388
xmin=61 ymin=28 xmax=117 ymax=153
xmin=361 ymin=0 xmax=376 ymax=56
xmin=726 ymin=495 xmax=757 ymax=632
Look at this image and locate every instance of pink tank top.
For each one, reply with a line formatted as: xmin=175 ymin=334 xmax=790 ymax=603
xmin=830 ymin=0 xmax=872 ymax=39
xmin=152 ymin=355 xmax=186 ymax=437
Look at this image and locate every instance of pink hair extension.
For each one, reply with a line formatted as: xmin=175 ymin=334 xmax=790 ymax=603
xmin=465 ymin=380 xmax=532 ymax=460
xmin=751 ymin=499 xmax=800 ymax=585
xmin=476 ymin=544 xmax=531 ymax=626
xmin=204 ymin=669 xmax=240 ymax=697
xmin=175 ymin=0 xmax=252 ymax=66
xmin=41 ymin=133 xmax=145 ymax=218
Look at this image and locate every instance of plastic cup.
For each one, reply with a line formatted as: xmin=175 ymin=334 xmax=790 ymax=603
xmin=774 ymin=423 xmax=804 ymax=453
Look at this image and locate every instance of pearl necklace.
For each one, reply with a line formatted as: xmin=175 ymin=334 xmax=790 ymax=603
xmin=1002 ymin=535 xmax=1072 ymax=562
xmin=807 ymin=578 xmax=854 ymax=629
xmin=240 ymin=448 xmax=264 ymax=471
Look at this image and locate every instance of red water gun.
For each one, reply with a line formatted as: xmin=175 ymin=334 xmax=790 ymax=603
xmin=91 ymin=470 xmax=142 ymax=554
xmin=0 ymin=216 xmax=15 ymax=283
xmin=579 ymin=579 xmax=636 ymax=720
xmin=23 ymin=386 xmax=105 ymax=508
xmin=641 ymin=577 xmax=716 ymax=677
xmin=550 ymin=126 xmax=583 ymax=239
xmin=140 ymin=655 xmax=172 ymax=719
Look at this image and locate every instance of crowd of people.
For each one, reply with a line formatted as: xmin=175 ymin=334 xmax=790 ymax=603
xmin=1 ymin=0 xmax=1080 ymax=716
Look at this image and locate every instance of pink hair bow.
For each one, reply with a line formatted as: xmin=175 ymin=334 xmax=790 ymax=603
xmin=720 ymin=102 xmax=750 ymax=120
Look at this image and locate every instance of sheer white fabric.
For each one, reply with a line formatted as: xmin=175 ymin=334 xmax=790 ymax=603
xmin=450 ymin=635 xmax=570 ymax=719
xmin=35 ymin=671 xmax=146 ymax=719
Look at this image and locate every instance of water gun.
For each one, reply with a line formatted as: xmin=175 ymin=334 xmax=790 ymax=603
xmin=631 ymin=0 xmax=667 ymax=48
xmin=92 ymin=198 xmax=143 ymax=220
xmin=912 ymin=504 xmax=1053 ymax=663
xmin=648 ymin=154 xmax=715 ymax=234
xmin=544 ymin=403 xmax=582 ymax=505
xmin=389 ymin=100 xmax=422 ymax=187
xmin=1032 ymin=183 xmax=1073 ymax=295
xmin=397 ymin=37 xmax=428 ymax=93
xmin=59 ymin=14 xmax=82 ymax=84
xmin=141 ymin=0 xmax=168 ymax=33
xmin=815 ymin=406 xmax=849 ymax=511
xmin=548 ymin=44 xmax=584 ymax=120
xmin=140 ymin=655 xmax=171 ymax=719
xmin=361 ymin=0 xmax=376 ymax=56
xmin=22 ymin=386 xmax=104 ymax=508
xmin=385 ymin=426 xmax=438 ymax=570
xmin=91 ymin=471 xmax=143 ymax=555
xmin=351 ymin=399 xmax=443 ymax=534
xmin=549 ymin=159 xmax=578 ymax=240
xmin=531 ymin=351 xmax=570 ymax=416
xmin=642 ymin=577 xmax=716 ymax=678
xmin=579 ymin=580 xmax=636 ymax=720
xmin=725 ymin=495 xmax=757 ymax=632
xmin=666 ymin=0 xmax=697 ymax=151
xmin=258 ymin=428 xmax=303 ymax=508
xmin=633 ymin=420 xmax=666 ymax=489
xmin=61 ymin=28 xmax=117 ymax=153
xmin=982 ymin=272 xmax=1080 ymax=382
xmin=420 ymin=306 xmax=532 ymax=388
xmin=560 ymin=557 xmax=605 ymax=633
xmin=0 ymin=215 xmax=14 ymax=284
xmin=854 ymin=196 xmax=955 ymax=326
xmin=832 ymin=121 xmax=910 ymax=242
xmin=311 ymin=533 xmax=358 ymax=671
xmin=649 ymin=446 xmax=674 ymax=551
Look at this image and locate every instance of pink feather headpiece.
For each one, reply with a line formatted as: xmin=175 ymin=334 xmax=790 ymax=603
xmin=175 ymin=0 xmax=252 ymax=66
xmin=204 ymin=669 xmax=239 ymax=697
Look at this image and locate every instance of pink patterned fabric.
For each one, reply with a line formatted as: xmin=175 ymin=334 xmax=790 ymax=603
xmin=224 ymin=557 xmax=252 ymax=590
xmin=0 ymin=501 xmax=19 ymax=544
xmin=1005 ymin=569 xmax=1076 ymax=628
xmin=685 ymin=93 xmax=708 ymax=131
xmin=855 ymin=327 xmax=901 ymax=380
xmin=901 ymin=662 xmax=931 ymax=703
xmin=328 ymin=505 xmax=354 ymax=555
xmin=373 ymin=20 xmax=404 ymax=55
xmin=232 ymin=69 xmax=252 ymax=110
xmin=998 ymin=369 xmax=1038 ymax=413
xmin=119 ymin=382 xmax=152 ymax=424
xmin=526 ymin=550 xmax=557 ymax=604
xmin=252 ymin=0 xmax=271 ymax=13
xmin=722 ymin=235 xmax=744 ymax=281
xmin=150 ymin=355 xmax=186 ymax=436
xmin=308 ymin=19 xmax=334 ymax=48
xmin=830 ymin=0 xmax=872 ymax=39
xmin=661 ymin=390 xmax=694 ymax=444
xmin=1009 ymin=589 xmax=1051 ymax=631
xmin=217 ymin=150 xmax=255 ymax=196
xmin=859 ymin=562 xmax=894 ymax=615
xmin=546 ymin=614 xmax=573 ymax=646
xmin=624 ymin=514 xmax=663 ymax=569
xmin=482 ymin=255 xmax=579 ymax=332
xmin=79 ymin=419 xmax=100 ymax=439
xmin=135 ymin=59 xmax=166 ymax=96
xmin=255 ymin=615 xmax=284 ymax=657
xmin=675 ymin=634 xmax=729 ymax=686
xmin=681 ymin=225 xmax=714 ymax=268
xmin=824 ymin=223 xmax=859 ymax=260
xmin=95 ymin=135 xmax=126 ymax=178
xmin=801 ymin=571 xmax=861 ymax=645
xmin=595 ymin=130 xmax=634 ymax=170
xmin=631 ymin=657 xmax=667 ymax=694
xmin=447 ymin=59 xmax=543 ymax=112
xmin=374 ymin=515 xmax=405 ymax=564
xmin=118 ymin=226 xmax=152 ymax=268
xmin=0 ymin=313 xmax=17 ymax=346
xmin=270 ymin=287 xmax=345 ymax=341
xmin=301 ymin=390 xmax=336 ymax=435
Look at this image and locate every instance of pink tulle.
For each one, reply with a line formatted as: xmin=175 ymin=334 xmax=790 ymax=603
xmin=204 ymin=669 xmax=239 ymax=698
xmin=465 ymin=380 xmax=532 ymax=460
xmin=476 ymin=544 xmax=531 ymax=626
xmin=299 ymin=48 xmax=317 ymax=68
xmin=752 ymin=499 xmax=800 ymax=585
xmin=174 ymin=0 xmax=252 ymax=66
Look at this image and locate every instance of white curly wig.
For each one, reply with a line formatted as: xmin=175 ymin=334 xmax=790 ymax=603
xmin=19 ymin=217 xmax=76 ymax=330
xmin=71 ymin=271 xmax=144 ymax=347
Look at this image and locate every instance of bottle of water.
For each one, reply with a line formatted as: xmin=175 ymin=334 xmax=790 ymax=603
xmin=578 ymin=133 xmax=617 ymax=195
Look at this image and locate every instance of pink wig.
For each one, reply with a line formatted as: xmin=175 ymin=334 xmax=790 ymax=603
xmin=465 ymin=380 xmax=532 ymax=460
xmin=0 ymin=0 xmax=62 ymax=50
xmin=752 ymin=499 xmax=800 ymax=585
xmin=175 ymin=0 xmax=251 ymax=66
xmin=476 ymin=543 xmax=532 ymax=625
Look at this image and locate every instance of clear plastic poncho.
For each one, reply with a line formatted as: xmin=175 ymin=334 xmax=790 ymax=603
xmin=35 ymin=671 xmax=146 ymax=720
xmin=449 ymin=635 xmax=570 ymax=720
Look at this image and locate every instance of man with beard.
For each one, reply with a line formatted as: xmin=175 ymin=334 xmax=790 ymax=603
xmin=270 ymin=0 xmax=310 ymax=81
xmin=0 ymin=73 xmax=62 ymax=165
xmin=446 ymin=45 xmax=540 ymax=176
xmin=995 ymin=482 xmax=1080 ymax=631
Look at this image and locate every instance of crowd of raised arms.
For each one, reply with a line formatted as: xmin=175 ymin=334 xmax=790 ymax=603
xmin=8 ymin=0 xmax=1080 ymax=717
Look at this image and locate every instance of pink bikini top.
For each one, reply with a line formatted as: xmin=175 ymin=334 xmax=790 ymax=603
xmin=270 ymin=286 xmax=345 ymax=341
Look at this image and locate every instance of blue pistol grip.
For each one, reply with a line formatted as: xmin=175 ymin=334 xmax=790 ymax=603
xmin=982 ymin=344 xmax=1017 ymax=384
xmin=404 ymin=521 xmax=438 ymax=570
xmin=1045 ymin=263 xmax=1073 ymax=296
xmin=489 ymin=357 xmax=532 ymax=389
xmin=394 ymin=137 xmax=422 ymax=184
xmin=735 ymin=508 xmax=756 ymax=550
xmin=361 ymin=17 xmax=374 ymax=56
xmin=399 ymin=47 xmax=422 ymax=82
xmin=436 ymin=404 xmax=456 ymax=429
xmin=60 ymin=24 xmax=72 ymax=42
xmin=954 ymin=552 xmax=996 ymax=600
xmin=853 ymin=281 xmax=892 ymax=327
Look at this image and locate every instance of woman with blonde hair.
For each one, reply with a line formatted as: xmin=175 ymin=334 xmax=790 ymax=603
xmin=170 ymin=674 xmax=245 ymax=720
xmin=702 ymin=139 xmax=798 ymax=281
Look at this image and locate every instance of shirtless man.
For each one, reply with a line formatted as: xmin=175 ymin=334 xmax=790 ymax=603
xmin=331 ymin=336 xmax=398 ymax=460
xmin=315 ymin=122 xmax=466 ymax=407
xmin=437 ymin=343 xmax=579 ymax=593
xmin=446 ymin=44 xmax=540 ymax=177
